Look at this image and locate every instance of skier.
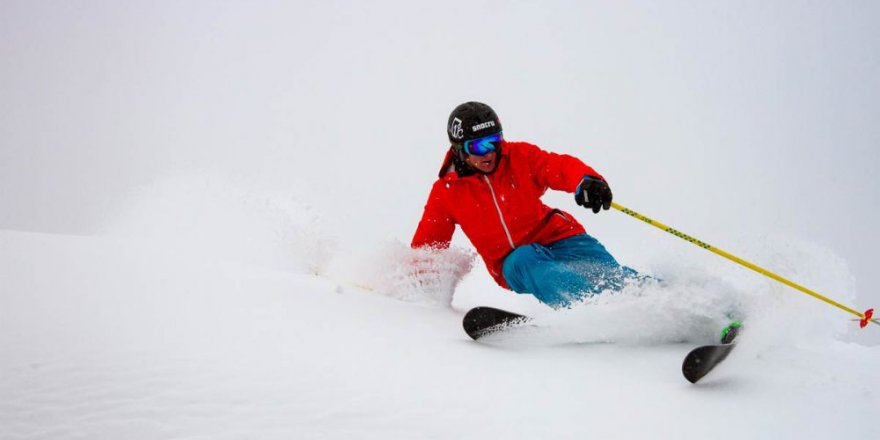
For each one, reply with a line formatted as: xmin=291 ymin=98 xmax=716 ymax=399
xmin=411 ymin=101 xmax=638 ymax=308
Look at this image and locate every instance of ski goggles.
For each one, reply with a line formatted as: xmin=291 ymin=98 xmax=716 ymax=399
xmin=461 ymin=132 xmax=503 ymax=156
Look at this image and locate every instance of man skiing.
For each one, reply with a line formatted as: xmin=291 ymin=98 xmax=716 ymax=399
xmin=411 ymin=102 xmax=637 ymax=308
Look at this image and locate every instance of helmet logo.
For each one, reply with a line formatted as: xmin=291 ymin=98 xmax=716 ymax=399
xmin=450 ymin=118 xmax=464 ymax=139
xmin=471 ymin=120 xmax=496 ymax=132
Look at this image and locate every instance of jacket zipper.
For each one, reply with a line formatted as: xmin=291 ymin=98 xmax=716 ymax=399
xmin=482 ymin=175 xmax=516 ymax=249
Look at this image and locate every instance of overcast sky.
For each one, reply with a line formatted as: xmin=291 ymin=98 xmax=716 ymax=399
xmin=2 ymin=1 xmax=878 ymax=339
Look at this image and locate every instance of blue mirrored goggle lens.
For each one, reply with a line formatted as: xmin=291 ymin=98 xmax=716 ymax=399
xmin=463 ymin=132 xmax=503 ymax=156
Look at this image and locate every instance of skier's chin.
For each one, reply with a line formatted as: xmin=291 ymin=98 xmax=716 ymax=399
xmin=475 ymin=157 xmax=498 ymax=174
xmin=463 ymin=151 xmax=499 ymax=174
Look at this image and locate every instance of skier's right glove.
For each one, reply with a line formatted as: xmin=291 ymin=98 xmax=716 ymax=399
xmin=575 ymin=175 xmax=612 ymax=214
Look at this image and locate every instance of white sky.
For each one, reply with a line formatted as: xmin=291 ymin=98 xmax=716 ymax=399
xmin=2 ymin=1 xmax=879 ymax=339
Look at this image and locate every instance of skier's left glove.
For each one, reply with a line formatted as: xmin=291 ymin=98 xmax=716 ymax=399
xmin=575 ymin=175 xmax=612 ymax=213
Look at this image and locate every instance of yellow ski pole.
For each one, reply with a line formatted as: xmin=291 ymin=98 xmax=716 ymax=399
xmin=610 ymin=202 xmax=877 ymax=328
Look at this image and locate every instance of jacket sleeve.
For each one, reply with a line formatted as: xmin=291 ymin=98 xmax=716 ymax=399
xmin=522 ymin=142 xmax=605 ymax=193
xmin=411 ymin=180 xmax=456 ymax=249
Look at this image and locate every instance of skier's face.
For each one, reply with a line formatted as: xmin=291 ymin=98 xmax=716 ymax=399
xmin=464 ymin=150 xmax=498 ymax=174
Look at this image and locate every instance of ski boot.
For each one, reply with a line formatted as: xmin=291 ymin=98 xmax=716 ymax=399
xmin=720 ymin=321 xmax=743 ymax=344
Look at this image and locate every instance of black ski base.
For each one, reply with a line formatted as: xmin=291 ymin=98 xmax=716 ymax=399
xmin=681 ymin=343 xmax=736 ymax=383
xmin=681 ymin=325 xmax=740 ymax=384
xmin=462 ymin=307 xmax=530 ymax=340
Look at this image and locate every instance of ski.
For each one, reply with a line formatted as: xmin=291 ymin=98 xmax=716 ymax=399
xmin=681 ymin=322 xmax=741 ymax=384
xmin=466 ymin=307 xmax=741 ymax=383
xmin=462 ymin=306 xmax=531 ymax=340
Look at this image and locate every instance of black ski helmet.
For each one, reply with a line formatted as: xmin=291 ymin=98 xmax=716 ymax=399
xmin=447 ymin=102 xmax=502 ymax=148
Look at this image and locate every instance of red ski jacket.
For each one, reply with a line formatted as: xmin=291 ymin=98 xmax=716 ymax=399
xmin=411 ymin=141 xmax=604 ymax=288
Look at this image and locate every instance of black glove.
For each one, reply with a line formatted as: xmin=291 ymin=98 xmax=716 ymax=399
xmin=575 ymin=176 xmax=612 ymax=213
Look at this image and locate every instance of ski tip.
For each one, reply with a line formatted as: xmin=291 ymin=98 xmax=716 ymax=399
xmin=462 ymin=307 xmax=528 ymax=341
xmin=682 ymin=343 xmax=736 ymax=384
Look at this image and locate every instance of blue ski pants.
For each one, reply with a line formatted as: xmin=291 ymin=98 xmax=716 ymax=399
xmin=502 ymin=234 xmax=638 ymax=308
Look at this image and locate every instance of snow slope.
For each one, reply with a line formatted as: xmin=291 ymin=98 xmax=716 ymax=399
xmin=2 ymin=222 xmax=878 ymax=439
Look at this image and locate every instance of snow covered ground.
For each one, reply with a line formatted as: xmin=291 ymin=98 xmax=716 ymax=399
xmin=1 ymin=197 xmax=878 ymax=438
